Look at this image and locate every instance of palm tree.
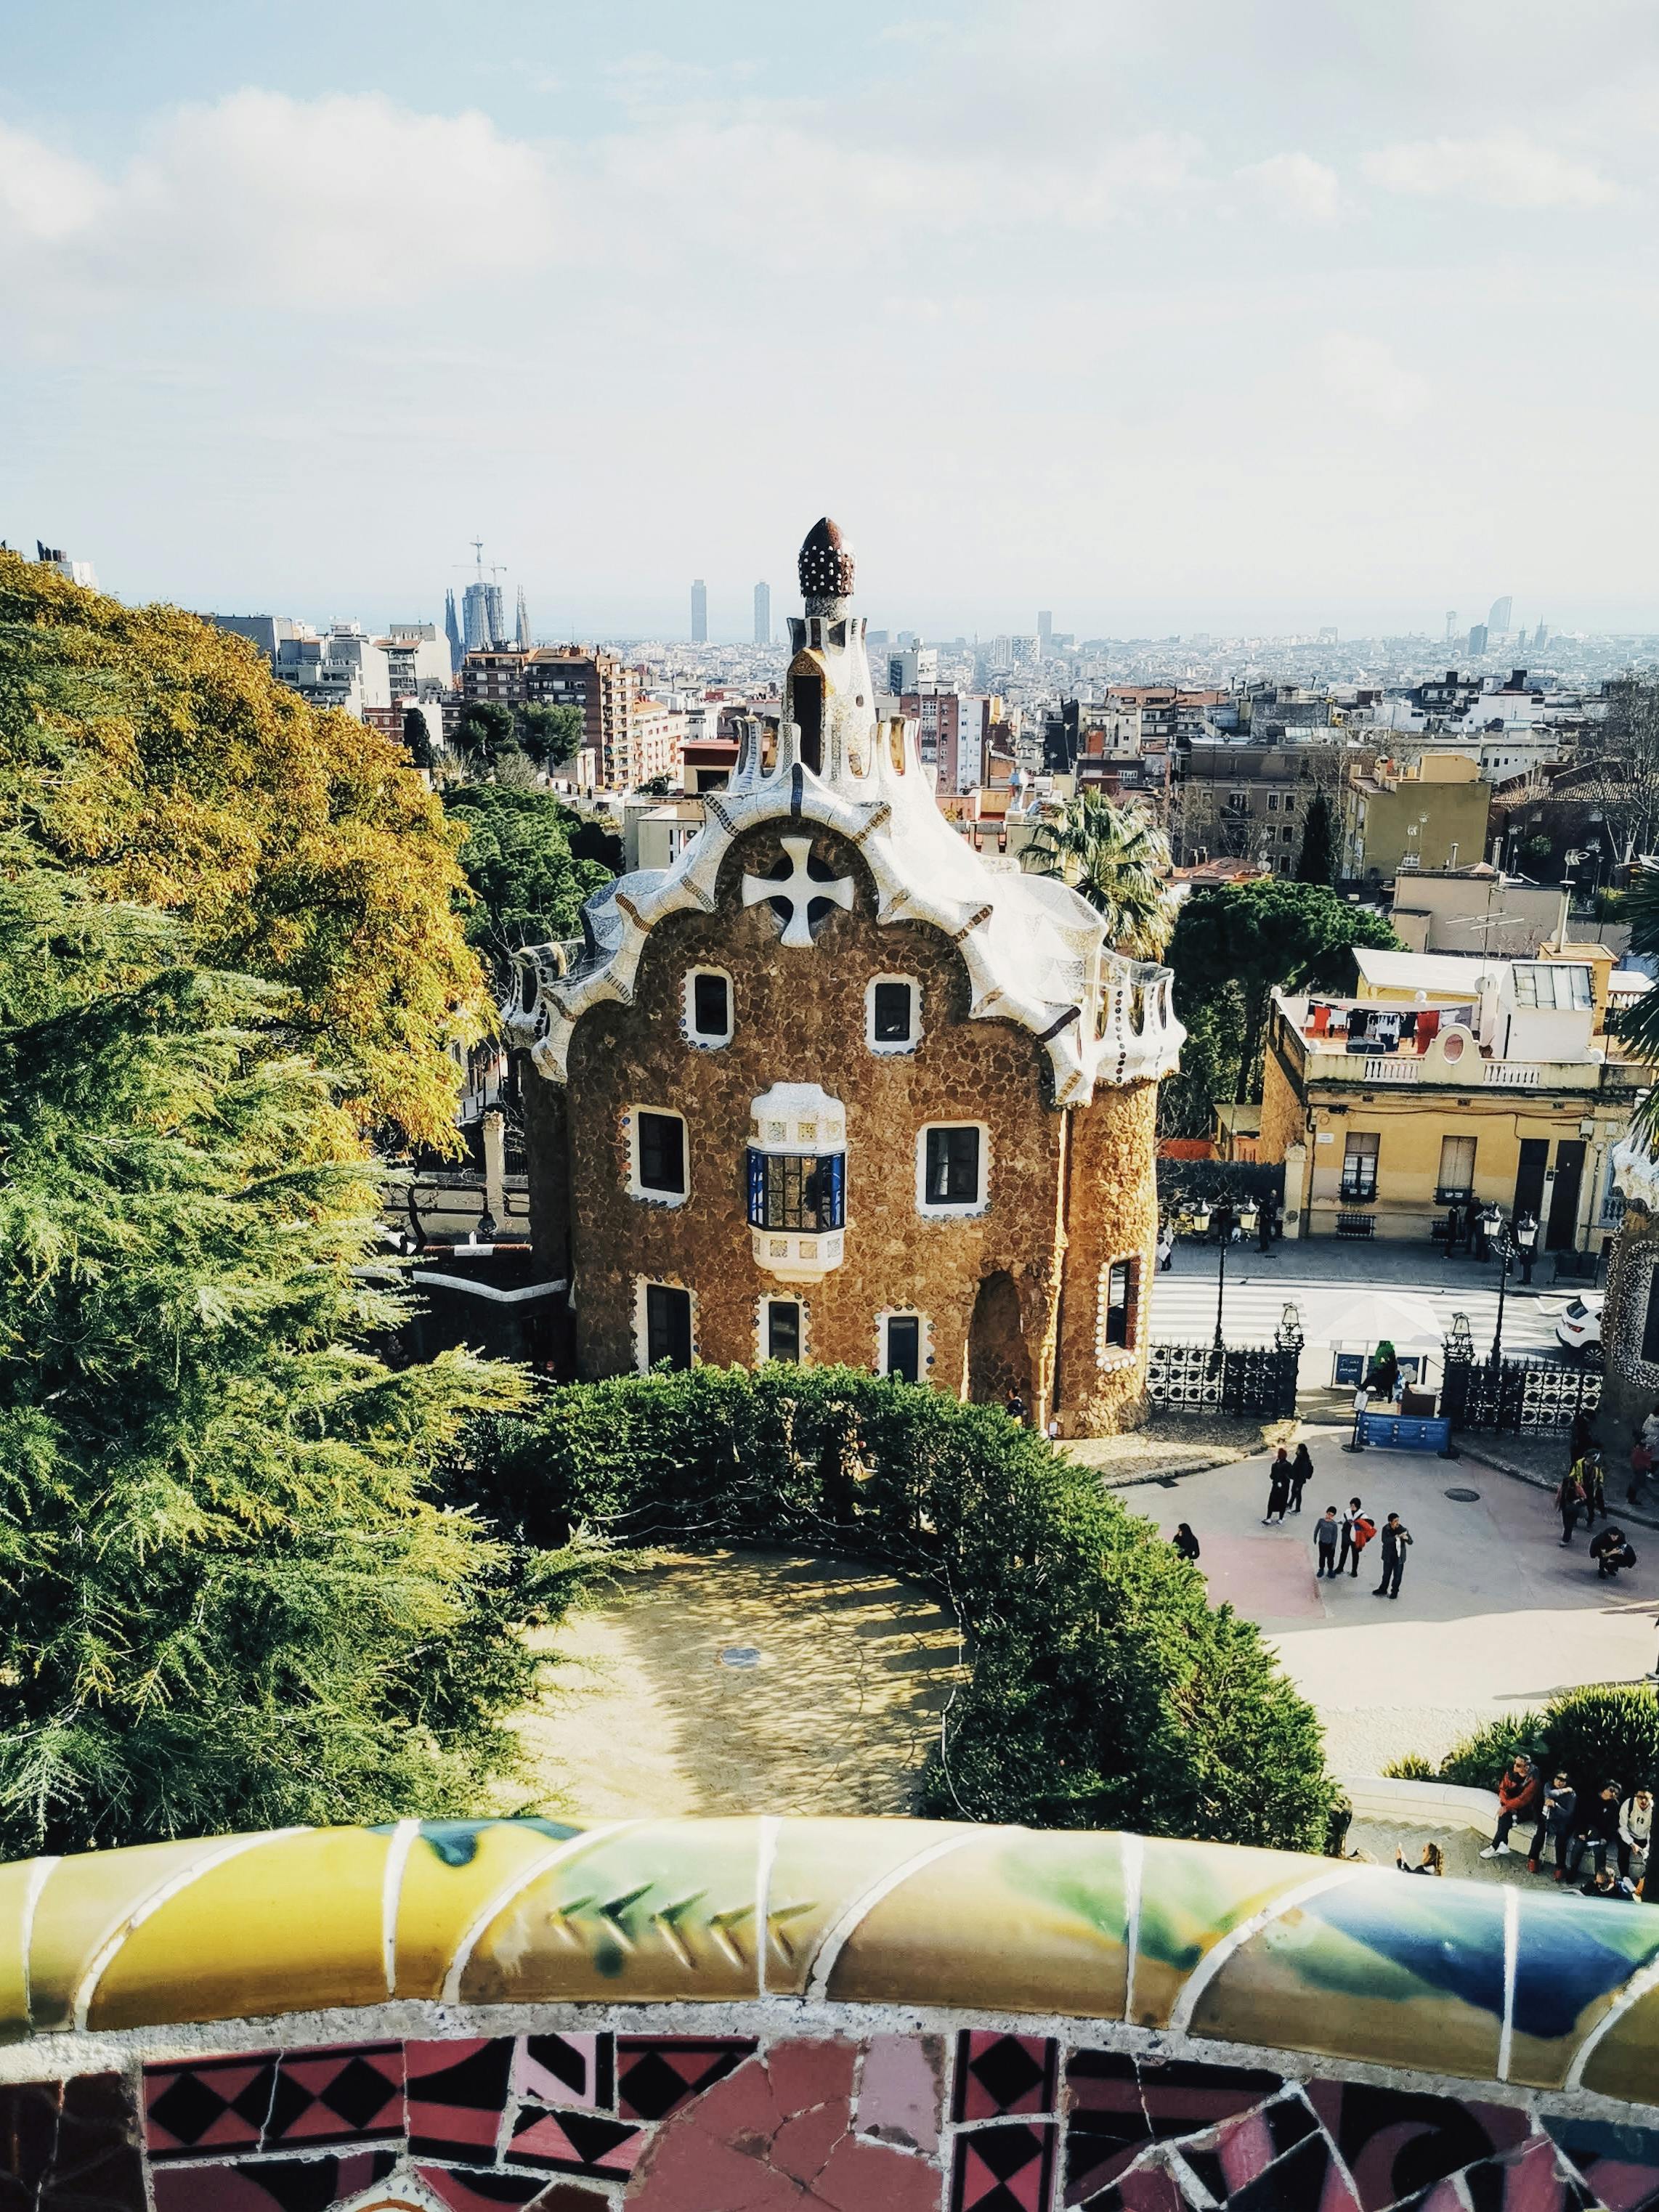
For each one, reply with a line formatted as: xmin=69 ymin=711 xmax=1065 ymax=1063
xmin=1021 ymin=790 xmax=1175 ymax=958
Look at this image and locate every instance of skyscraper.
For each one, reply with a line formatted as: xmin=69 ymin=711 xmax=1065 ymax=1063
xmin=1467 ymin=623 xmax=1489 ymax=657
xmin=1488 ymin=595 xmax=1513 ymax=634
xmin=1445 ymin=610 xmax=1457 ymax=644
xmin=1038 ymin=610 xmax=1053 ymax=658
xmin=753 ymin=580 xmax=771 ymax=646
xmin=691 ymin=579 xmax=708 ymax=643
xmin=516 ymin=586 xmax=532 ymax=649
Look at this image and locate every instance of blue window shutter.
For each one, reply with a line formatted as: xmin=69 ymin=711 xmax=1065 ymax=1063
xmin=747 ymin=1148 xmax=766 ymax=1226
xmin=826 ymin=1152 xmax=845 ymax=1228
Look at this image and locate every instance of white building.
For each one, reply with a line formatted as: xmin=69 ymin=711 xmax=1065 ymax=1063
xmin=34 ymin=543 xmax=97 ymax=589
xmin=375 ymin=624 xmax=453 ymax=702
xmin=273 ymin=622 xmax=392 ymax=717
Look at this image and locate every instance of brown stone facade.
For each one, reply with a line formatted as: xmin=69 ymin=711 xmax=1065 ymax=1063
xmin=1601 ymin=1198 xmax=1659 ymax=1444
xmin=524 ymin=820 xmax=1158 ymax=1433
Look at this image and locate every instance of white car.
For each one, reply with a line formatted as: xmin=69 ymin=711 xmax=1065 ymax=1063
xmin=1555 ymin=1293 xmax=1605 ymax=1365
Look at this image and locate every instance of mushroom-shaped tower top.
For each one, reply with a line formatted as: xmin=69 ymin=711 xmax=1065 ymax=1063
xmin=798 ymin=516 xmax=855 ymax=601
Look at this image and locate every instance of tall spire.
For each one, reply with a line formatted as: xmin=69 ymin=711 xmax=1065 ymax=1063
xmin=444 ymin=588 xmax=463 ymax=674
xmin=798 ymin=517 xmax=854 ymax=605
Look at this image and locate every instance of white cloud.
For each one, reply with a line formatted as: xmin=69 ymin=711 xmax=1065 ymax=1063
xmin=1318 ymin=333 xmax=1432 ymax=423
xmin=0 ymin=122 xmax=110 ymax=243
xmin=1235 ymin=152 xmax=1342 ymax=225
xmin=1363 ymin=131 xmax=1617 ymax=208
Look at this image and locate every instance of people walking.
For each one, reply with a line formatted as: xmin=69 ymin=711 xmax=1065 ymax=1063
xmin=1481 ymin=1755 xmax=1541 ymax=1858
xmin=1396 ymin=1842 xmax=1444 ymax=1875
xmin=1339 ymin=1497 xmax=1374 ymax=1579
xmin=1618 ymin=1788 xmax=1652 ymax=1889
xmin=1289 ymin=1442 xmax=1314 ymax=1515
xmin=1373 ymin=1511 xmax=1412 ymax=1598
xmin=1350 ymin=1383 xmax=1369 ymax=1451
xmin=1262 ymin=1450 xmax=1293 ymax=1525
xmin=1315 ymin=1507 xmax=1341 ymax=1578
xmin=1157 ymin=1222 xmax=1175 ymax=1272
xmin=1590 ymin=1525 xmax=1638 ymax=1581
xmin=1581 ymin=1452 xmax=1608 ymax=1529
xmin=1569 ymin=1782 xmax=1623 ymax=1881
xmin=1529 ymin=1771 xmax=1577 ymax=1876
xmin=1172 ymin=1523 xmax=1201 ymax=1563
xmin=1557 ymin=1465 xmax=1586 ymax=1545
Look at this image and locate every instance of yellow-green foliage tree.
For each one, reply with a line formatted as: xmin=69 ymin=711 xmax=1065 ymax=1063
xmin=0 ymin=551 xmax=484 ymax=1147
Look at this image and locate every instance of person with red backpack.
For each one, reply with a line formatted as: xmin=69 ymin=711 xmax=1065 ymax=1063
xmin=1339 ymin=1497 xmax=1376 ymax=1579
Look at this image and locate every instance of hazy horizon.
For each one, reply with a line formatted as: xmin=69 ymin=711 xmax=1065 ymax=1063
xmin=4 ymin=0 xmax=1657 ymax=633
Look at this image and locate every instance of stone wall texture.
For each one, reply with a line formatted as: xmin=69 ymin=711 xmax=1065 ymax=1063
xmin=1601 ymin=1199 xmax=1659 ymax=1444
xmin=532 ymin=824 xmax=1158 ymax=1433
xmin=6 ymin=1816 xmax=1659 ymax=2212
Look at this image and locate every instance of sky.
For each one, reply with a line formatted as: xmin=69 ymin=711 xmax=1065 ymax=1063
xmin=2 ymin=0 xmax=1657 ymax=640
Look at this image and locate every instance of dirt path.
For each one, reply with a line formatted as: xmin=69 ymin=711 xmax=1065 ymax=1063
xmin=509 ymin=1549 xmax=966 ymax=1821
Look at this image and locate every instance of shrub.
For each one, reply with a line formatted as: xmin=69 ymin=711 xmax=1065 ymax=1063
xmin=1435 ymin=1687 xmax=1659 ymax=1800
xmin=1437 ymin=1715 xmax=1546 ymax=1789
xmin=1382 ymin=1754 xmax=1435 ymax=1780
xmin=463 ymin=1366 xmax=1336 ymax=1852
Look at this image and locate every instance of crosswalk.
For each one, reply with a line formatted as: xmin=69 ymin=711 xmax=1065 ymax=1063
xmin=1148 ymin=1268 xmax=1567 ymax=1363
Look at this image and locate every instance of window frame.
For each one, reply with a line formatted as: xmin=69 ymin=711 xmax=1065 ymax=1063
xmin=880 ymin=1310 xmax=925 ymax=1383
xmin=867 ymin=974 xmax=922 ymax=1054
xmin=917 ymin=1121 xmax=989 ymax=1216
xmin=761 ymin=1296 xmax=805 ymax=1365
xmin=629 ymin=1106 xmax=690 ymax=1205
xmin=684 ymin=966 xmax=733 ymax=1047
xmin=637 ymin=1280 xmax=694 ymax=1373
xmin=1099 ymin=1255 xmax=1140 ymax=1361
xmin=1437 ymin=1132 xmax=1477 ymax=1202
xmin=747 ymin=1150 xmax=845 ymax=1232
xmin=1340 ymin=1129 xmax=1379 ymax=1201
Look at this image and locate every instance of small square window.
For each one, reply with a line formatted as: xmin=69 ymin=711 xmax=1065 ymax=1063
xmin=644 ymin=1283 xmax=693 ymax=1370
xmin=635 ymin=1110 xmax=687 ymax=1198
xmin=920 ymin=1124 xmax=985 ymax=1211
xmin=867 ymin=975 xmax=922 ymax=1052
xmin=884 ymin=1313 xmax=921 ymax=1383
xmin=766 ymin=1299 xmax=802 ymax=1363
xmin=688 ymin=969 xmax=731 ymax=1043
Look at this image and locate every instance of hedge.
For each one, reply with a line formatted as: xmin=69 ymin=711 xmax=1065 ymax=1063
xmin=460 ymin=1366 xmax=1336 ymax=1852
xmin=1433 ymin=1686 xmax=1659 ymax=1800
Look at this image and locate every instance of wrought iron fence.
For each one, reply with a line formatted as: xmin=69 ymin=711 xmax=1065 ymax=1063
xmin=1146 ymin=1342 xmax=1300 ymax=1420
xmin=1441 ymin=1350 xmax=1602 ymax=1434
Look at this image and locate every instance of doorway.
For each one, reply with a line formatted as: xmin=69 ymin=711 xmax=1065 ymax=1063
xmin=1512 ymin=1139 xmax=1548 ymax=1224
xmin=1546 ymin=1140 xmax=1586 ymax=1252
xmin=967 ymin=1272 xmax=1032 ymax=1408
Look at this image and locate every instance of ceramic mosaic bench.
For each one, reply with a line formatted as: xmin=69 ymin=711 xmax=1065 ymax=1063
xmin=4 ymin=1814 xmax=1659 ymax=2212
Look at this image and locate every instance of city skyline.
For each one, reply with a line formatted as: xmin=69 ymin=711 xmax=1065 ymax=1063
xmin=3 ymin=1 xmax=1657 ymax=629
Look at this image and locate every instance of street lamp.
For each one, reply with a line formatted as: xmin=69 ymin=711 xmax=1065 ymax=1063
xmin=1213 ymin=1231 xmax=1228 ymax=1349
xmin=1486 ymin=1210 xmax=1535 ymax=1367
xmin=1515 ymin=1211 xmax=1539 ymax=1285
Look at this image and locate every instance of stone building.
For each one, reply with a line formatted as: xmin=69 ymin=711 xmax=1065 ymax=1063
xmin=1601 ymin=1131 xmax=1659 ymax=1441
xmin=504 ymin=519 xmax=1183 ymax=1433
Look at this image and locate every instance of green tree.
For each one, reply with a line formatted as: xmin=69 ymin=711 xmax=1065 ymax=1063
xmin=516 ymin=702 xmax=585 ymax=770
xmin=0 ymin=853 xmax=586 ymax=1854
xmin=1022 ymin=792 xmax=1175 ymax=956
xmin=453 ymin=700 xmax=519 ymax=771
xmin=1167 ymin=878 xmax=1400 ymax=1104
xmin=1294 ymin=789 xmax=1337 ymax=885
xmin=446 ymin=786 xmax=612 ymax=990
xmin=0 ymin=559 xmax=484 ymax=1150
xmin=402 ymin=704 xmax=438 ymax=771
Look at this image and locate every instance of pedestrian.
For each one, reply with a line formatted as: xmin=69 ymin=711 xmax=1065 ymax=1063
xmin=1262 ymin=1449 xmax=1293 ymax=1525
xmin=1315 ymin=1506 xmax=1341 ymax=1578
xmin=1557 ymin=1465 xmax=1586 ymax=1546
xmin=1618 ymin=1787 xmax=1652 ymax=1889
xmin=1529 ymin=1770 xmax=1578 ymax=1877
xmin=1172 ymin=1523 xmax=1201 ymax=1563
xmin=1157 ymin=1221 xmax=1175 ymax=1272
xmin=1580 ymin=1865 xmax=1633 ymax=1901
xmin=1396 ymin=1842 xmax=1444 ymax=1876
xmin=1481 ymin=1754 xmax=1541 ymax=1859
xmin=1339 ymin=1497 xmax=1374 ymax=1579
xmin=1257 ymin=1200 xmax=1275 ymax=1254
xmin=1368 ymin=1341 xmax=1400 ymax=1403
xmin=1581 ymin=1452 xmax=1608 ymax=1529
xmin=1005 ymin=1391 xmax=1026 ymax=1424
xmin=1570 ymin=1781 xmax=1623 ymax=1881
xmin=1373 ymin=1510 xmax=1412 ymax=1599
xmin=1289 ymin=1442 xmax=1314 ymax=1514
xmin=1644 ymin=1402 xmax=1659 ymax=1457
xmin=1350 ymin=1381 xmax=1369 ymax=1451
xmin=1590 ymin=1525 xmax=1638 ymax=1580
xmin=1629 ymin=1436 xmax=1655 ymax=1508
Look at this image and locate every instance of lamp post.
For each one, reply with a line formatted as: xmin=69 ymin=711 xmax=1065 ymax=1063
xmin=1213 ymin=1231 xmax=1228 ymax=1349
xmin=1515 ymin=1211 xmax=1538 ymax=1285
xmin=1488 ymin=1212 xmax=1521 ymax=1367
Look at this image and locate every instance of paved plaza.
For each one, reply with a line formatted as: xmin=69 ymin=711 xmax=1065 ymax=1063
xmin=1137 ymin=1426 xmax=1657 ymax=1777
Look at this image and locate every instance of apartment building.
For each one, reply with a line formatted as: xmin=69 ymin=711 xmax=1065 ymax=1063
xmin=526 ymin=648 xmax=638 ymax=789
xmin=1258 ymin=943 xmax=1645 ymax=1247
xmin=1173 ymin=741 xmax=1358 ymax=869
xmin=1342 ymin=753 xmax=1490 ymax=880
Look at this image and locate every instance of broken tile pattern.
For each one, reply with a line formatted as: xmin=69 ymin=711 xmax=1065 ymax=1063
xmin=0 ymin=2032 xmax=1652 ymax=2212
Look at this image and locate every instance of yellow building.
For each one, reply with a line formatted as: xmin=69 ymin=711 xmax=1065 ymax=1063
xmin=1259 ymin=943 xmax=1645 ymax=1248
xmin=1342 ymin=753 xmax=1490 ymax=881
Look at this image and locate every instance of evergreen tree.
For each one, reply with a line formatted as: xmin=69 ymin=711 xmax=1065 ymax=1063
xmin=0 ymin=855 xmax=583 ymax=1853
xmin=1295 ymin=789 xmax=1337 ymax=885
xmin=447 ymin=786 xmax=612 ymax=989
